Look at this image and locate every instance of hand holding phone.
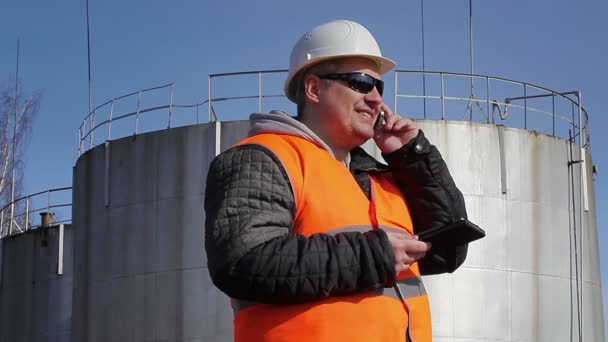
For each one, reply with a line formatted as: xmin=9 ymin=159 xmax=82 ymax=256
xmin=374 ymin=110 xmax=385 ymax=129
xmin=373 ymin=106 xmax=419 ymax=154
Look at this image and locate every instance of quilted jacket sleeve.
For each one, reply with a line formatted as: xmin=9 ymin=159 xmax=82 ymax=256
xmin=382 ymin=130 xmax=468 ymax=275
xmin=204 ymin=144 xmax=396 ymax=304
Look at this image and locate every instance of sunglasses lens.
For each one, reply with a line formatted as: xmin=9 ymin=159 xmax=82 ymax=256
xmin=319 ymin=73 xmax=384 ymax=96
xmin=375 ymin=79 xmax=384 ymax=96
xmin=349 ymin=74 xmax=383 ymax=96
xmin=349 ymin=79 xmax=373 ymax=94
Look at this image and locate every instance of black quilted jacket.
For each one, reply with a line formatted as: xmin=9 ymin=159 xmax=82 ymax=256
xmin=204 ymin=130 xmax=467 ymax=304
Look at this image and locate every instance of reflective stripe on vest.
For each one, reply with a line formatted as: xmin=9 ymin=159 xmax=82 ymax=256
xmin=233 ymin=134 xmax=432 ymax=342
xmin=233 ymin=276 xmax=427 ymax=314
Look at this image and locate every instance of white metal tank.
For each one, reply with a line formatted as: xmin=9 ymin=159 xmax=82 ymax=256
xmin=69 ymin=70 xmax=603 ymax=341
xmin=72 ymin=121 xmax=250 ymax=342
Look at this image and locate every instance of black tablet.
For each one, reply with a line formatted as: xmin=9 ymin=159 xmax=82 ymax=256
xmin=416 ymin=218 xmax=485 ymax=247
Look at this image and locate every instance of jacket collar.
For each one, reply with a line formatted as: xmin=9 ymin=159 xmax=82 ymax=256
xmin=349 ymin=147 xmax=389 ymax=173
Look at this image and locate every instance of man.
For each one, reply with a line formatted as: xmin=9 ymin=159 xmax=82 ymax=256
xmin=205 ymin=20 xmax=468 ymax=341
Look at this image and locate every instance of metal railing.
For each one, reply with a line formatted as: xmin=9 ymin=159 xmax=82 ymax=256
xmin=207 ymin=70 xmax=288 ymax=122
xmin=78 ymin=84 xmax=213 ymax=155
xmin=394 ymin=70 xmax=590 ymax=149
xmin=0 ymin=187 xmax=72 ymax=239
xmin=77 ymin=70 xmax=590 ymax=156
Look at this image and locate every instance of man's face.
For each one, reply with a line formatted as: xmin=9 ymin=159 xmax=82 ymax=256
xmin=314 ymin=58 xmax=383 ymax=150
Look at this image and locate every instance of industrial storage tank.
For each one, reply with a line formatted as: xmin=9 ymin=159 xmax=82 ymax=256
xmin=71 ymin=120 xmax=249 ymax=342
xmin=0 ymin=190 xmax=74 ymax=342
xmin=69 ymin=70 xmax=603 ymax=341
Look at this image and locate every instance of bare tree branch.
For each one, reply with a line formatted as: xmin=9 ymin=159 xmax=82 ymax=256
xmin=0 ymin=80 xmax=41 ymax=219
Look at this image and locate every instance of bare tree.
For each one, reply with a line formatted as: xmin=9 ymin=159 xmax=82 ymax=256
xmin=0 ymin=80 xmax=41 ymax=236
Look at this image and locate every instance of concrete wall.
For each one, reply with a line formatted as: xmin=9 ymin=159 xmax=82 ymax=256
xmin=70 ymin=119 xmax=603 ymax=342
xmin=0 ymin=224 xmax=73 ymax=342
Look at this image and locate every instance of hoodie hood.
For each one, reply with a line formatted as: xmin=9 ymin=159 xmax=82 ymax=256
xmin=248 ymin=110 xmax=339 ymax=158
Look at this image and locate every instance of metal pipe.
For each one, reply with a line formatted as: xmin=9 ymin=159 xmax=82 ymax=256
xmin=497 ymin=125 xmax=507 ymax=194
xmin=209 ymin=69 xmax=286 ymax=78
xmin=469 ymin=0 xmax=474 ymax=100
xmin=568 ymin=130 xmax=584 ymax=342
xmin=578 ymin=91 xmax=589 ymax=214
xmin=104 ymin=141 xmax=110 ymax=207
xmin=506 ymin=91 xmax=579 ymax=102
xmin=58 ymin=224 xmax=64 ymax=275
xmin=214 ymin=121 xmax=222 ymax=157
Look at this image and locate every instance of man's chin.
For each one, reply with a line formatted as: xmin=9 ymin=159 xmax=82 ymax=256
xmin=352 ymin=130 xmax=374 ymax=146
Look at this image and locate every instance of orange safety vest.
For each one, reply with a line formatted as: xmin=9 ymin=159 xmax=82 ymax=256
xmin=233 ymin=133 xmax=432 ymax=342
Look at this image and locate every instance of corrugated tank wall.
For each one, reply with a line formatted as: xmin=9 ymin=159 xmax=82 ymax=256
xmin=0 ymin=224 xmax=73 ymax=342
xmin=71 ymin=119 xmax=603 ymax=342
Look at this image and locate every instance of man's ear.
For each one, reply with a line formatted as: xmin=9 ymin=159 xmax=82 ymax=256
xmin=303 ymin=74 xmax=321 ymax=104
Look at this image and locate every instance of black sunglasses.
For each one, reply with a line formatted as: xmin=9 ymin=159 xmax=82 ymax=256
xmin=318 ymin=72 xmax=384 ymax=96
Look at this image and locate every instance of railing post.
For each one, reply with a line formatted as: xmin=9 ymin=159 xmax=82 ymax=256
xmin=135 ymin=90 xmax=142 ymax=134
xmin=441 ymin=73 xmax=446 ymax=120
xmin=552 ymin=93 xmax=556 ymax=136
xmin=8 ymin=202 xmax=14 ymax=236
xmin=107 ymin=100 xmax=115 ymax=141
xmin=486 ymin=76 xmax=490 ymax=123
xmin=571 ymin=102 xmax=576 ymax=141
xmin=422 ymin=72 xmax=427 ymax=119
xmin=168 ymin=84 xmax=174 ymax=129
xmin=523 ymin=84 xmax=527 ymax=129
xmin=47 ymin=190 xmax=51 ymax=218
xmin=258 ymin=72 xmax=263 ymax=113
xmin=208 ymin=76 xmax=212 ymax=122
xmin=578 ymin=91 xmax=583 ymax=147
xmin=394 ymin=72 xmax=398 ymax=113
xmin=90 ymin=111 xmax=96 ymax=149
xmin=25 ymin=196 xmax=30 ymax=231
xmin=78 ymin=124 xmax=83 ymax=155
xmin=1 ymin=207 xmax=5 ymax=237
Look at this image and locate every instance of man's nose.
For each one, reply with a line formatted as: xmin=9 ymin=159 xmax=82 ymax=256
xmin=365 ymin=87 xmax=383 ymax=108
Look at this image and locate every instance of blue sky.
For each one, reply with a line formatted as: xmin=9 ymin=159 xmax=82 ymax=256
xmin=2 ymin=0 xmax=607 ymax=336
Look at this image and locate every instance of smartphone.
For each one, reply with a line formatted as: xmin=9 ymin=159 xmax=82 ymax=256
xmin=374 ymin=110 xmax=385 ymax=128
xmin=416 ymin=218 xmax=485 ymax=247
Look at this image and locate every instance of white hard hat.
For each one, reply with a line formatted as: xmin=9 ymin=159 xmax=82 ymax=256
xmin=284 ymin=20 xmax=396 ymax=102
